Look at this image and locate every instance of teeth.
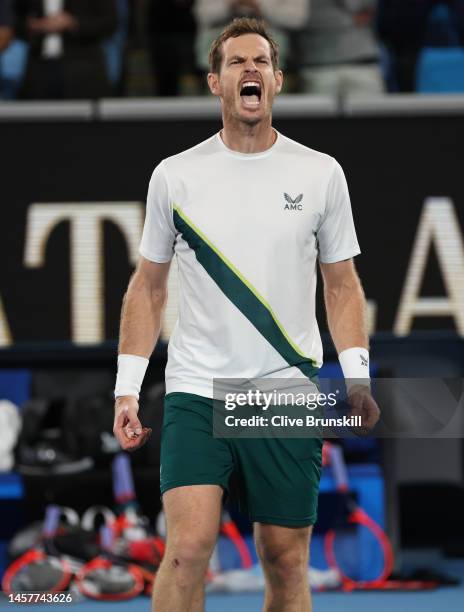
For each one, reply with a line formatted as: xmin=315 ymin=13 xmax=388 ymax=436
xmin=242 ymin=81 xmax=260 ymax=88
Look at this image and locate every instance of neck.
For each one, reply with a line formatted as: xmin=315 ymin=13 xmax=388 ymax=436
xmin=220 ymin=116 xmax=276 ymax=154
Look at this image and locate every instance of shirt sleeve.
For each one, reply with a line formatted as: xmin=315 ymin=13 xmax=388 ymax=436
xmin=139 ymin=162 xmax=176 ymax=263
xmin=317 ymin=159 xmax=361 ymax=264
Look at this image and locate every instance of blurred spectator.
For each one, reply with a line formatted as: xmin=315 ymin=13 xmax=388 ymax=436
xmin=146 ymin=0 xmax=197 ymax=96
xmin=15 ymin=0 xmax=117 ymax=99
xmin=194 ymin=0 xmax=309 ymax=74
xmin=299 ymin=0 xmax=384 ymax=97
xmin=0 ymin=0 xmax=14 ymax=52
xmin=377 ymin=0 xmax=464 ymax=92
xmin=103 ymin=0 xmax=130 ymax=95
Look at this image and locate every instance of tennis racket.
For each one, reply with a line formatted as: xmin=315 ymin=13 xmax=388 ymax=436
xmin=2 ymin=505 xmax=74 ymax=596
xmin=74 ymin=525 xmax=145 ymax=601
xmin=111 ymin=453 xmax=150 ymax=539
xmin=110 ymin=453 xmax=164 ymax=595
xmin=323 ymin=442 xmax=394 ymax=590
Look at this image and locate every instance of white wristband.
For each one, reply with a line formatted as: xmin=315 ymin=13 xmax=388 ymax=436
xmin=338 ymin=347 xmax=370 ymax=393
xmin=114 ymin=354 xmax=149 ymax=400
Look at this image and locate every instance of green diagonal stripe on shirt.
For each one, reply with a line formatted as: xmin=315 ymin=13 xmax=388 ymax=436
xmin=173 ymin=205 xmax=317 ymax=378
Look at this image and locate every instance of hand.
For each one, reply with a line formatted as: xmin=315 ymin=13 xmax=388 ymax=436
xmin=28 ymin=12 xmax=77 ymax=35
xmin=113 ymin=396 xmax=152 ymax=452
xmin=348 ymin=385 xmax=380 ymax=436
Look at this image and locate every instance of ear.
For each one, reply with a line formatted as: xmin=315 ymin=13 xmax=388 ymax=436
xmin=207 ymin=72 xmax=221 ymax=97
xmin=274 ymin=70 xmax=284 ymax=95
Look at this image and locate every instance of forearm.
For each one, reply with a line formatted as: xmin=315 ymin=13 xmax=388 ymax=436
xmin=118 ymin=271 xmax=167 ymax=358
xmin=324 ymin=274 xmax=368 ymax=354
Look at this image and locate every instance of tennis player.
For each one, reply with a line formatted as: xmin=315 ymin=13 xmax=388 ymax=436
xmin=113 ymin=17 xmax=380 ymax=612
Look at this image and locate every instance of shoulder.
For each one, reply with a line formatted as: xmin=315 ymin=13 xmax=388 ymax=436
xmin=161 ymin=134 xmax=219 ymax=175
xmin=277 ymin=132 xmax=338 ymax=173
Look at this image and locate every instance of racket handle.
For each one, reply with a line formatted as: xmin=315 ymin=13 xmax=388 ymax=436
xmin=100 ymin=525 xmax=114 ymax=551
xmin=112 ymin=453 xmax=136 ymax=504
xmin=329 ymin=444 xmax=349 ymax=492
xmin=43 ymin=505 xmax=61 ymax=538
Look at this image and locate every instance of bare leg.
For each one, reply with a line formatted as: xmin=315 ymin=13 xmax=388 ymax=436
xmin=255 ymin=523 xmax=313 ymax=612
xmin=152 ymin=484 xmax=222 ymax=612
xmin=189 ymin=581 xmax=206 ymax=612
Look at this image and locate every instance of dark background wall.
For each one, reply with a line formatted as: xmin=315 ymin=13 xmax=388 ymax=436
xmin=1 ymin=105 xmax=464 ymax=554
xmin=1 ymin=112 xmax=464 ymax=345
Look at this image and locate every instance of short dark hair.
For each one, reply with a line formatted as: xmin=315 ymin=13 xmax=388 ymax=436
xmin=209 ymin=17 xmax=280 ymax=74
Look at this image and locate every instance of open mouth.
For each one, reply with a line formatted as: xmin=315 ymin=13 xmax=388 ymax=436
xmin=240 ymin=81 xmax=262 ymax=109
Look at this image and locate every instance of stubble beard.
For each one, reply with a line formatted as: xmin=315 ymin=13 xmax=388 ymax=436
xmin=224 ymin=97 xmax=270 ymax=132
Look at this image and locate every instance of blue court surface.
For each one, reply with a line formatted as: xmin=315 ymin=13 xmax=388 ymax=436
xmin=1 ymin=589 xmax=463 ymax=612
xmin=1 ymin=557 xmax=462 ymax=612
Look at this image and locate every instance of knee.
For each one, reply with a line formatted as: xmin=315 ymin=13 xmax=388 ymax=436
xmin=258 ymin=545 xmax=307 ymax=585
xmin=166 ymin=533 xmax=216 ymax=569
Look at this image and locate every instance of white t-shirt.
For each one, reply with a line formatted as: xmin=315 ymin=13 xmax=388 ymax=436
xmin=140 ymin=131 xmax=360 ymax=398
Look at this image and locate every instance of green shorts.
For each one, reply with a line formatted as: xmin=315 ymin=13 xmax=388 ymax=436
xmin=160 ymin=392 xmax=323 ymax=527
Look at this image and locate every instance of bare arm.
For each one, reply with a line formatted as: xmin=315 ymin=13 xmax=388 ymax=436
xmin=320 ymin=258 xmax=368 ymax=353
xmin=114 ymin=257 xmax=171 ymax=451
xmin=118 ymin=257 xmax=171 ymax=357
xmin=320 ymin=259 xmax=379 ymax=432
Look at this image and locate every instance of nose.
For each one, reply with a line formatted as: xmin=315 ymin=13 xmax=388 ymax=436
xmin=243 ymin=58 xmax=259 ymax=72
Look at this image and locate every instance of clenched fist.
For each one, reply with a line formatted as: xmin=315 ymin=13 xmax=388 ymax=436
xmin=347 ymin=385 xmax=380 ymax=436
xmin=113 ymin=396 xmax=152 ymax=452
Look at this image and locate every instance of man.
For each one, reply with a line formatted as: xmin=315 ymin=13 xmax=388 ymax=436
xmin=15 ymin=0 xmax=117 ymax=99
xmin=299 ymin=0 xmax=384 ymax=97
xmin=194 ymin=0 xmax=309 ymax=74
xmin=113 ymin=17 xmax=380 ymax=612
